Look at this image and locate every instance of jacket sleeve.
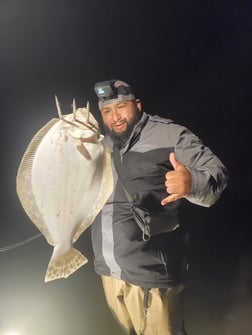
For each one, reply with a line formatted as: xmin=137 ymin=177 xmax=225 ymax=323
xmin=173 ymin=124 xmax=229 ymax=207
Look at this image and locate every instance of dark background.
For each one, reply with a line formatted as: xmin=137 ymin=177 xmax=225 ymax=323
xmin=0 ymin=0 xmax=251 ymax=334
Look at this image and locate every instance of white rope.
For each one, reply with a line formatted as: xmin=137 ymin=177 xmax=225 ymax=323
xmin=0 ymin=233 xmax=42 ymax=252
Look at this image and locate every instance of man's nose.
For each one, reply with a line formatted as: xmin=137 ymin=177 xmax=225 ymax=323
xmin=112 ymin=109 xmax=121 ymax=121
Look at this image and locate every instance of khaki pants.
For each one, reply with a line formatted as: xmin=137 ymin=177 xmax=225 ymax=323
xmin=101 ymin=276 xmax=187 ymax=335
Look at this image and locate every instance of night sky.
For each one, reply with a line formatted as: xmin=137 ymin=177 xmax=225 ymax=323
xmin=0 ymin=1 xmax=251 ymax=334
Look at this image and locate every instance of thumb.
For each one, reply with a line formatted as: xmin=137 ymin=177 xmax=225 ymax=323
xmin=169 ymin=152 xmax=181 ymax=170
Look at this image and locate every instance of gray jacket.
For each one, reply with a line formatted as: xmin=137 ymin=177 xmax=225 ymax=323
xmin=91 ymin=112 xmax=228 ymax=288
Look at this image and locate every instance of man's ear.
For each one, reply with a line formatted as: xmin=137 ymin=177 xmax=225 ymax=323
xmin=135 ymin=99 xmax=142 ymax=112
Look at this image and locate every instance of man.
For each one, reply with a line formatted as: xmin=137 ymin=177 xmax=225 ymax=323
xmin=91 ymin=79 xmax=228 ymax=335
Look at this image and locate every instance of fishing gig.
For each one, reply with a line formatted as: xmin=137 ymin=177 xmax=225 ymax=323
xmin=16 ymin=97 xmax=113 ymax=282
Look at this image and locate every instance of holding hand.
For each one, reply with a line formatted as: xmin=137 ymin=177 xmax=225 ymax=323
xmin=161 ymin=152 xmax=192 ymax=206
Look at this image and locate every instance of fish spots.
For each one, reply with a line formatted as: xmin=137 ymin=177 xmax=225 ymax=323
xmin=44 ymin=248 xmax=87 ymax=282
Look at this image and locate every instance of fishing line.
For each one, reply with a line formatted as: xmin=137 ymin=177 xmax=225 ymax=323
xmin=0 ymin=233 xmax=42 ymax=252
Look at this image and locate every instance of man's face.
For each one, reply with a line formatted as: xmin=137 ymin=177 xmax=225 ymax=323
xmin=100 ymin=100 xmax=142 ymax=145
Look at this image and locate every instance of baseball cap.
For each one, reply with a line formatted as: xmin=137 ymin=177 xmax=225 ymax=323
xmin=94 ymin=79 xmax=135 ymax=110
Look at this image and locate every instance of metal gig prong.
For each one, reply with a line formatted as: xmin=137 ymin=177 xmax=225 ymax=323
xmin=55 ymin=95 xmax=63 ymax=120
xmin=72 ymin=99 xmax=77 ymax=120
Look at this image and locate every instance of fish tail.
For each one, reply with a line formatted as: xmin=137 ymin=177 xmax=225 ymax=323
xmin=44 ymin=248 xmax=88 ymax=282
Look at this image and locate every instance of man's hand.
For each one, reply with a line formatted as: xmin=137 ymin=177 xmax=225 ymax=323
xmin=161 ymin=152 xmax=192 ymax=206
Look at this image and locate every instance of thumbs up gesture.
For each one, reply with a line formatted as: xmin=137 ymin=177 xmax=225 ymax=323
xmin=161 ymin=152 xmax=192 ymax=206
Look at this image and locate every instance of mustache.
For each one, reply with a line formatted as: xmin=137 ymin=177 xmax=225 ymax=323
xmin=111 ymin=119 xmax=127 ymax=127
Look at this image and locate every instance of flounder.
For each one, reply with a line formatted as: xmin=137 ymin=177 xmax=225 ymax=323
xmin=16 ymin=97 xmax=113 ymax=282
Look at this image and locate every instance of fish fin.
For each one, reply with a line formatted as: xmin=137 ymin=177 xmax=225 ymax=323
xmin=16 ymin=118 xmax=59 ymax=246
xmin=75 ymin=141 xmax=91 ymax=159
xmin=44 ymin=248 xmax=87 ymax=282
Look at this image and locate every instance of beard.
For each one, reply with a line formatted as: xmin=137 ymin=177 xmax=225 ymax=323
xmin=103 ymin=108 xmax=142 ymax=148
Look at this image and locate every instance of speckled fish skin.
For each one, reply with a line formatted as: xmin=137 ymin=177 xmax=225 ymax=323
xmin=16 ymin=99 xmax=113 ymax=282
